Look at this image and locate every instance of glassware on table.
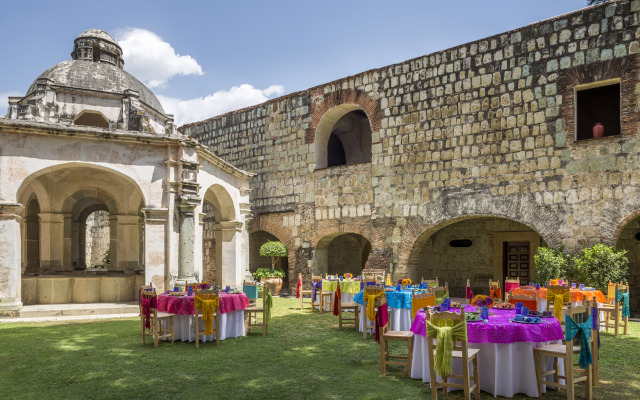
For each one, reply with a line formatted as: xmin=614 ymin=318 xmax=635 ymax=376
xmin=535 ymin=283 xmax=540 ymax=290
xmin=571 ymin=283 xmax=576 ymax=289
xmin=522 ymin=306 xmax=529 ymax=316
xmin=515 ymin=302 xmax=523 ymax=315
xmin=579 ymin=283 xmax=585 ymax=290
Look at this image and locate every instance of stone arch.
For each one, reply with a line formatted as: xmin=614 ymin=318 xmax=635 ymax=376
xmin=312 ymin=232 xmax=372 ymax=277
xmin=614 ymin=208 xmax=640 ymax=316
xmin=248 ymin=213 xmax=296 ymax=287
xmin=308 ymin=89 xmax=382 ymax=169
xmin=62 ymin=189 xmax=119 ymax=215
xmin=17 ymin=179 xmax=50 ymax=214
xmin=402 ymin=215 xmax=543 ymax=297
xmin=203 ymin=184 xmax=236 ymax=222
xmin=311 ymin=222 xmax=383 ymax=249
xmin=249 ymin=230 xmax=291 ymax=290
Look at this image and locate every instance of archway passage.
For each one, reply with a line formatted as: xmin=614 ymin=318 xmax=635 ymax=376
xmin=315 ymin=233 xmax=371 ymax=277
xmin=615 ymin=217 xmax=640 ymax=317
xmin=315 ymin=106 xmax=372 ymax=169
xmin=24 ymin=196 xmax=40 ymax=275
xmin=201 ymin=184 xmax=237 ymax=287
xmin=410 ymin=217 xmax=543 ymax=298
xmin=249 ymin=231 xmax=289 ymax=290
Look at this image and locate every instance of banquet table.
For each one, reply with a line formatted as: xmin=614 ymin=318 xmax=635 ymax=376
xmin=157 ymin=292 xmax=249 ymax=342
xmin=510 ymin=287 xmax=605 ymax=313
xmin=321 ymin=280 xmax=362 ymax=304
xmin=354 ymin=289 xmax=418 ymax=331
xmin=410 ymin=307 xmax=564 ymax=398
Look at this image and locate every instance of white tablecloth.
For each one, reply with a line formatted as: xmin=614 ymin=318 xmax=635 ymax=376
xmin=411 ymin=334 xmax=564 ymax=397
xmin=162 ymin=310 xmax=245 ymax=342
xmin=319 ymin=291 xmax=354 ymax=312
xmin=359 ymin=306 xmax=412 ymax=332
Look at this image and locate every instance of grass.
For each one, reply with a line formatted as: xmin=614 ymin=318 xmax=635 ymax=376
xmin=0 ymin=297 xmax=638 ymax=399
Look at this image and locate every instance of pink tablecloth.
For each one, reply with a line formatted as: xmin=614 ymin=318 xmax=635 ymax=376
xmin=410 ymin=307 xmax=563 ymax=344
xmin=157 ymin=293 xmax=249 ymax=315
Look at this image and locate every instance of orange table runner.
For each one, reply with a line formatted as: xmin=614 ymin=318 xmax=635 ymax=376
xmin=511 ymin=288 xmax=605 ymax=303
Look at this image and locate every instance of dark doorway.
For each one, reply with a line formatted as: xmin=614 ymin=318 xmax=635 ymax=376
xmin=504 ymin=242 xmax=531 ymax=285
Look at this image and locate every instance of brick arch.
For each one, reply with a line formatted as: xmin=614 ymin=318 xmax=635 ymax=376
xmin=248 ymin=213 xmax=297 ymax=285
xmin=613 ymin=207 xmax=640 ymax=245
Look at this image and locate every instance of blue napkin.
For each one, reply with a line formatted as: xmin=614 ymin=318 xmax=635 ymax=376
xmin=441 ymin=298 xmax=451 ymax=311
xmin=419 ymin=282 xmax=427 ymax=289
xmin=514 ymin=314 xmax=541 ymax=323
xmin=395 ymin=284 xmax=402 ymax=292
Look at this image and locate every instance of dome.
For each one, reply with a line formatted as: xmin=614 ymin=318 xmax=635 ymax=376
xmin=26 ymin=60 xmax=165 ymax=114
xmin=77 ymin=29 xmax=119 ymax=45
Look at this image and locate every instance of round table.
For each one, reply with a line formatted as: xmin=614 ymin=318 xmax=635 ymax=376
xmin=354 ymin=289 xmax=416 ymax=331
xmin=157 ymin=292 xmax=249 ymax=342
xmin=410 ymin=307 xmax=564 ymax=397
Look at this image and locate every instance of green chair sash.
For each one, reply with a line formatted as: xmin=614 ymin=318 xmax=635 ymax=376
xmin=425 ymin=320 xmax=466 ymax=377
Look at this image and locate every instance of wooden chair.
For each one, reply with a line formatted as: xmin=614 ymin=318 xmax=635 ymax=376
xmin=379 ymin=297 xmax=414 ymax=377
xmin=504 ymin=277 xmax=520 ymax=294
xmin=598 ymin=281 xmax=629 ymax=336
xmin=426 ymin=308 xmax=480 ymax=400
xmin=139 ymin=289 xmax=174 ymax=347
xmin=533 ymin=303 xmax=594 ymax=400
xmin=421 ymin=277 xmax=439 ymax=287
xmin=583 ymin=298 xmax=600 ymax=387
xmin=465 ymin=279 xmax=473 ymax=304
xmin=194 ymin=289 xmax=220 ymax=347
xmin=507 ymin=290 xmax=538 ymax=311
xmin=362 ymin=285 xmax=385 ymax=339
xmin=431 ymin=283 xmax=449 ymax=305
xmin=297 ymin=273 xmax=313 ymax=310
xmin=311 ymin=275 xmax=332 ymax=313
xmin=337 ymin=291 xmax=360 ymax=331
xmin=547 ymin=285 xmax=571 ymax=326
xmin=245 ymin=285 xmax=268 ymax=336
xmin=489 ymin=279 xmax=502 ymax=302
xmin=243 ymin=280 xmax=259 ymax=307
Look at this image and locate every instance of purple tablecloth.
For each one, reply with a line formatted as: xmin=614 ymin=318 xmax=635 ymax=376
xmin=410 ymin=307 xmax=563 ymax=344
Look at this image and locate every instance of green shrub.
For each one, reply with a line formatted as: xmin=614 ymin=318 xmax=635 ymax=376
xmin=534 ymin=246 xmax=570 ymax=284
xmin=252 ymin=267 xmax=286 ymax=280
xmin=573 ymin=244 xmax=628 ymax=292
xmin=259 ymin=240 xmax=288 ymax=270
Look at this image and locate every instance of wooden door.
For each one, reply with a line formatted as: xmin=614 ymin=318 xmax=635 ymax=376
xmin=504 ymin=242 xmax=530 ymax=285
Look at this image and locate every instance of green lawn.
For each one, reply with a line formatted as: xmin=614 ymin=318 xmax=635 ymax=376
xmin=0 ymin=298 xmax=638 ymax=399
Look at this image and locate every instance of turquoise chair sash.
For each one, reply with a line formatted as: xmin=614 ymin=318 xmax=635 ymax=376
xmin=615 ymin=289 xmax=630 ymax=318
xmin=565 ymin=314 xmax=593 ymax=369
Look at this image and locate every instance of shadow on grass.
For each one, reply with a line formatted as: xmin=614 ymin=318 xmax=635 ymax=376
xmin=1 ymin=299 xmax=639 ymax=400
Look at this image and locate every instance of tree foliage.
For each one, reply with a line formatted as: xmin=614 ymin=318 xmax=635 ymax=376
xmin=259 ymin=240 xmax=288 ymax=270
xmin=573 ymin=244 xmax=628 ymax=292
xmin=534 ymin=246 xmax=571 ymax=284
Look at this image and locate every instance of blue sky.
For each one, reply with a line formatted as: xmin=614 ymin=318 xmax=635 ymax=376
xmin=0 ymin=0 xmax=592 ymax=125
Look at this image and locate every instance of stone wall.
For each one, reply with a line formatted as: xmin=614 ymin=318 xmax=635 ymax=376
xmin=85 ymin=210 xmax=110 ymax=268
xmin=183 ymin=1 xmax=640 ymax=301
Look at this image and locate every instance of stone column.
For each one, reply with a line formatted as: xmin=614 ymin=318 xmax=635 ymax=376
xmin=176 ymin=197 xmax=200 ymax=287
xmin=214 ymin=221 xmax=243 ymax=287
xmin=142 ymin=208 xmax=168 ymax=290
xmin=38 ymin=212 xmax=65 ymax=274
xmin=243 ymin=215 xmax=254 ymax=282
xmin=0 ymin=203 xmax=24 ymax=312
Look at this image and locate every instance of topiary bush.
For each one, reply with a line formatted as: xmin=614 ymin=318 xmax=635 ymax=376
xmin=534 ymin=246 xmax=571 ymax=284
xmin=259 ymin=240 xmax=288 ymax=270
xmin=573 ymin=244 xmax=628 ymax=293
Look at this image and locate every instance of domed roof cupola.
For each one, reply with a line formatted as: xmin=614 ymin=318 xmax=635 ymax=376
xmin=71 ymin=29 xmax=124 ymax=68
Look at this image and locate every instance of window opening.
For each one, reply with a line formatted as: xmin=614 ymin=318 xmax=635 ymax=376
xmin=575 ymin=79 xmax=620 ymax=141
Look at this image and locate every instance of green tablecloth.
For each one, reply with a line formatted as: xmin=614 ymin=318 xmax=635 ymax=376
xmin=321 ymin=280 xmax=361 ymax=294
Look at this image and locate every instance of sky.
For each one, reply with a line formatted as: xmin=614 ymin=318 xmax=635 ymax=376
xmin=0 ymin=0 xmax=593 ymax=126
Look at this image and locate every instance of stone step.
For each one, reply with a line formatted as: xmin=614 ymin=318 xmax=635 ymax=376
xmin=17 ymin=302 xmax=139 ymax=318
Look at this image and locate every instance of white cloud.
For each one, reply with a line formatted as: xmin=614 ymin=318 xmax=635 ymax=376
xmin=116 ymin=28 xmax=203 ymax=88
xmin=159 ymin=84 xmax=285 ymax=126
xmin=0 ymin=91 xmax=21 ymax=117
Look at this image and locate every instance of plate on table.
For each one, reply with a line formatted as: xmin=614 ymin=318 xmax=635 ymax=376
xmin=510 ymin=318 xmax=541 ymax=324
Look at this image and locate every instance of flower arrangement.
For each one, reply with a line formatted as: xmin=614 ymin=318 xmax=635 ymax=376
xmin=398 ymin=278 xmax=412 ymax=286
xmin=344 ymin=273 xmax=353 ymax=279
xmin=199 ymin=282 xmax=211 ymax=290
xmin=471 ymin=294 xmax=494 ymax=308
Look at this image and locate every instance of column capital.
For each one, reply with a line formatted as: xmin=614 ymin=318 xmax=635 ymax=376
xmin=177 ymin=195 xmax=201 ymax=215
xmin=215 ymin=221 xmax=244 ymax=232
xmin=0 ymin=203 xmax=23 ymax=221
xmin=38 ymin=212 xmax=65 ymax=223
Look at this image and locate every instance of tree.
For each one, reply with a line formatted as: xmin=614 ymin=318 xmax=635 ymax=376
xmin=573 ymin=244 xmax=628 ymax=292
xmin=534 ymin=247 xmax=571 ymax=284
xmin=259 ymin=240 xmax=288 ymax=270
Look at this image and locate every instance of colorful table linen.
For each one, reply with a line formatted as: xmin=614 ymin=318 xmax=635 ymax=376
xmin=354 ymin=289 xmax=415 ymax=309
xmin=157 ymin=292 xmax=249 ymax=315
xmin=410 ymin=307 xmax=563 ymax=344
xmin=511 ymin=287 xmax=605 ymax=303
xmin=321 ymin=280 xmax=361 ymax=294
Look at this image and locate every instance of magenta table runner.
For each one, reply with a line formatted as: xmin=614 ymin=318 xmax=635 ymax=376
xmin=157 ymin=293 xmax=249 ymax=315
xmin=410 ymin=307 xmax=563 ymax=344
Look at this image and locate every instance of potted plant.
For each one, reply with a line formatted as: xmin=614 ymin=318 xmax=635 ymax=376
xmin=255 ymin=240 xmax=288 ymax=295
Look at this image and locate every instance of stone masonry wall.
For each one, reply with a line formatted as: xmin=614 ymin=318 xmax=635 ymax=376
xmin=183 ymin=1 xmax=640 ymax=298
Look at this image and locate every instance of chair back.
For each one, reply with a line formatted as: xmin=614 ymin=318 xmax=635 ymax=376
xmin=243 ymin=280 xmax=260 ymax=300
xmin=607 ymin=280 xmax=616 ymax=304
xmin=421 ymin=277 xmax=439 ymax=287
xmin=564 ymin=303 xmax=592 ymax=349
xmin=507 ymin=290 xmax=538 ymax=311
xmin=138 ymin=284 xmax=153 ymax=304
xmin=311 ymin=275 xmax=322 ymax=283
xmin=504 ymin=278 xmax=520 ymax=293
xmin=426 ymin=309 xmax=469 ymax=354
xmin=139 ymin=288 xmax=159 ymax=320
xmin=411 ymin=289 xmax=435 ymax=319
xmin=195 ymin=288 xmax=219 ymax=299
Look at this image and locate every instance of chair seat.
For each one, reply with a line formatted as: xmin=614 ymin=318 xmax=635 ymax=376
xmin=156 ymin=312 xmax=174 ymax=319
xmin=383 ymin=330 xmax=413 ymax=339
xmin=341 ymin=302 xmax=359 ymax=308
xmin=432 ymin=348 xmax=480 ymax=359
xmin=534 ymin=343 xmax=566 ymax=354
xmin=246 ymin=306 xmax=263 ymax=312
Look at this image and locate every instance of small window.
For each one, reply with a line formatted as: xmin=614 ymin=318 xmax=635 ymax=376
xmin=575 ymin=79 xmax=620 ymax=141
xmin=449 ymin=239 xmax=473 ymax=248
xmin=74 ymin=110 xmax=109 ymax=128
xmin=92 ymin=44 xmax=101 ymax=62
